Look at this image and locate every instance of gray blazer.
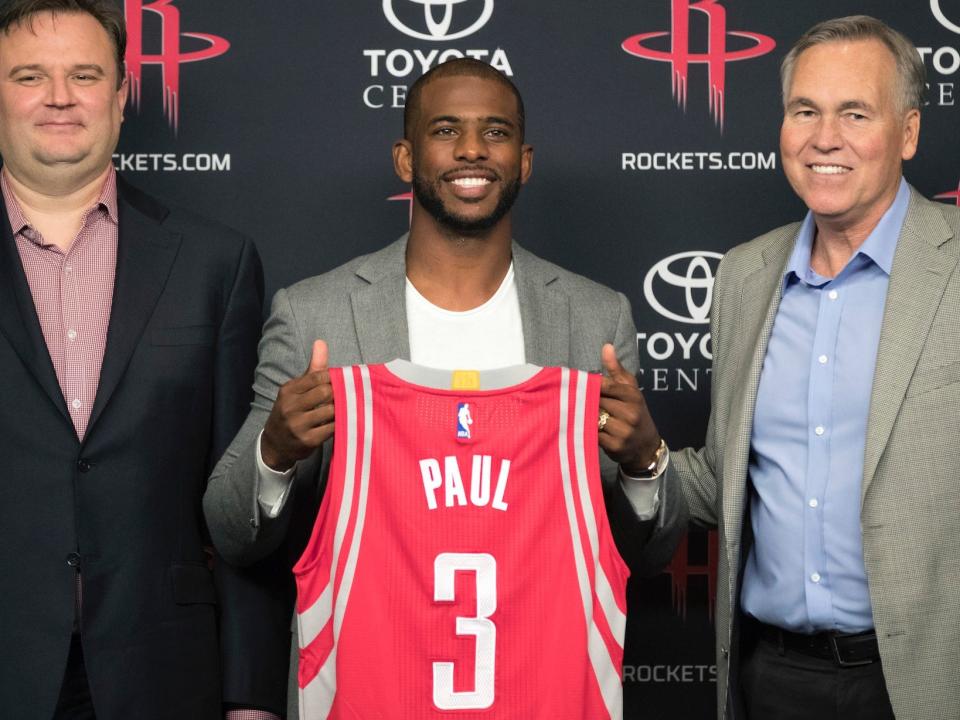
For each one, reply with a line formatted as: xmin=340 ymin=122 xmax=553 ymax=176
xmin=672 ymin=188 xmax=960 ymax=720
xmin=203 ymin=237 xmax=687 ymax=713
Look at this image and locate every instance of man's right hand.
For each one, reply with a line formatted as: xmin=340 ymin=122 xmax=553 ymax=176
xmin=261 ymin=339 xmax=335 ymax=472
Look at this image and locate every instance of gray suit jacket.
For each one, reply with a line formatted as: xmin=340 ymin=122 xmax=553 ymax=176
xmin=204 ymin=237 xmax=687 ymax=713
xmin=672 ymin=188 xmax=960 ymax=720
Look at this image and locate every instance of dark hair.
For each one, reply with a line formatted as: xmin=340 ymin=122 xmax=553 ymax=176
xmin=0 ymin=0 xmax=126 ymax=89
xmin=403 ymin=58 xmax=525 ymax=141
xmin=781 ymin=15 xmax=925 ymax=112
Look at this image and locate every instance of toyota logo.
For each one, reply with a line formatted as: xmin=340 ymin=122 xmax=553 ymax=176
xmin=643 ymin=251 xmax=723 ymax=324
xmin=932 ymin=0 xmax=960 ymax=34
xmin=383 ymin=0 xmax=494 ymax=41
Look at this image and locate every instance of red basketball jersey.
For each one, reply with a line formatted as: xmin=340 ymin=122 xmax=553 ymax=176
xmin=294 ymin=361 xmax=629 ymax=720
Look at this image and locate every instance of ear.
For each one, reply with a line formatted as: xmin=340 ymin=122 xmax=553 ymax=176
xmin=900 ymin=108 xmax=920 ymax=161
xmin=520 ymin=144 xmax=533 ymax=185
xmin=117 ymin=75 xmax=129 ymax=122
xmin=393 ymin=139 xmax=414 ymax=183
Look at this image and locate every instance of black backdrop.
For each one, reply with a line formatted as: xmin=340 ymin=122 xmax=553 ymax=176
xmin=114 ymin=2 xmax=960 ymax=717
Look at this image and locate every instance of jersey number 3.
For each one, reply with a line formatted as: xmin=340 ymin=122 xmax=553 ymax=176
xmin=433 ymin=552 xmax=497 ymax=710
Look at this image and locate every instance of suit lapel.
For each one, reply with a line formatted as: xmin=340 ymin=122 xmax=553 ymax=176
xmin=862 ymin=192 xmax=957 ymax=498
xmin=0 ymin=206 xmax=72 ymax=425
xmin=351 ymin=237 xmax=410 ymax=363
xmin=86 ymin=187 xmax=181 ymax=436
xmin=722 ymin=226 xmax=796 ymax=580
xmin=512 ymin=243 xmax=569 ymax=366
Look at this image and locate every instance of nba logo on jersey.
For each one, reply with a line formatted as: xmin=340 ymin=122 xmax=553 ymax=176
xmin=456 ymin=402 xmax=473 ymax=440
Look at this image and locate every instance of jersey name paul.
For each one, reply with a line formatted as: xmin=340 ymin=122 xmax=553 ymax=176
xmin=419 ymin=454 xmax=510 ymax=511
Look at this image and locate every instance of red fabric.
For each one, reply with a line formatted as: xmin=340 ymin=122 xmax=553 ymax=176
xmin=295 ymin=364 xmax=628 ymax=719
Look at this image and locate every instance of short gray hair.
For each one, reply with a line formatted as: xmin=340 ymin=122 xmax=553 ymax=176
xmin=780 ymin=15 xmax=925 ymax=113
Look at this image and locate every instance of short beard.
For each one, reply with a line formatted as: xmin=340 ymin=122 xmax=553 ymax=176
xmin=412 ymin=168 xmax=521 ymax=236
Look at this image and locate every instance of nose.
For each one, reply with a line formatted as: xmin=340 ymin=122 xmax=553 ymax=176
xmin=45 ymin=74 xmax=76 ymax=108
xmin=811 ymin=115 xmax=842 ymax=153
xmin=454 ymin=127 xmax=488 ymax=162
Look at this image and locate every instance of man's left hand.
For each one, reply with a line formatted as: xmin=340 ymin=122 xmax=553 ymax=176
xmin=598 ymin=343 xmax=662 ymax=476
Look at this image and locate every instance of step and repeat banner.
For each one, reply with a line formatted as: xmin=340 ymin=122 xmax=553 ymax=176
xmin=115 ymin=2 xmax=960 ymax=717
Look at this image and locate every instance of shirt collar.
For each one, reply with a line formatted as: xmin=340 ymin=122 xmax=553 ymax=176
xmin=784 ymin=177 xmax=910 ymax=287
xmin=1 ymin=166 xmax=119 ymax=244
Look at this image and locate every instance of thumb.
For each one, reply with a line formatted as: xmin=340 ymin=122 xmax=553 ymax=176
xmin=308 ymin=339 xmax=329 ymax=373
xmin=601 ymin=343 xmax=632 ymax=383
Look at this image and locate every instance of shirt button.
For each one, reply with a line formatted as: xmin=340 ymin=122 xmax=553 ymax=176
xmin=65 ymin=266 xmax=73 ymax=274
xmin=811 ymin=572 xmax=821 ymax=583
xmin=818 ymin=355 xmax=828 ymax=364
xmin=828 ymin=290 xmax=838 ymax=300
xmin=815 ymin=426 xmax=825 ymax=436
xmin=809 ymin=498 xmax=819 ymax=508
xmin=67 ymin=329 xmax=77 ymax=341
xmin=72 ymin=398 xmax=82 ymax=410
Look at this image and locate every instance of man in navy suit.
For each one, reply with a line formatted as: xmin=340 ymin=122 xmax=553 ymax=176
xmin=0 ymin=1 xmax=286 ymax=717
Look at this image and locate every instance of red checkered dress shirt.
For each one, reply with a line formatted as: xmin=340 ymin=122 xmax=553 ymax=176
xmin=2 ymin=168 xmax=117 ymax=440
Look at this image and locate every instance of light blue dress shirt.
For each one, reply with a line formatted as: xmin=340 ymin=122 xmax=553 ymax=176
xmin=740 ymin=179 xmax=910 ymax=633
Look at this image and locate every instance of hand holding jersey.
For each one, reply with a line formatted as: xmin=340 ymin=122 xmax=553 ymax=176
xmin=265 ymin=338 xmax=663 ymax=478
xmin=261 ymin=339 xmax=335 ymax=472
xmin=598 ymin=342 xmax=663 ymax=476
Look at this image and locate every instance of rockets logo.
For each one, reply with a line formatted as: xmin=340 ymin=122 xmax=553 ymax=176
xmin=663 ymin=530 xmax=718 ymax=621
xmin=935 ymin=179 xmax=960 ymax=206
xmin=622 ymin=0 xmax=775 ymax=131
xmin=388 ymin=190 xmax=414 ymax=225
xmin=124 ymin=0 xmax=231 ymax=132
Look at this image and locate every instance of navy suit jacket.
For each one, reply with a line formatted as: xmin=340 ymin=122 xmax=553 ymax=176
xmin=0 ymin=176 xmax=287 ymax=718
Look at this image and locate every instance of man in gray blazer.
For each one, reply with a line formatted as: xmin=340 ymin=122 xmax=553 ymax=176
xmin=651 ymin=16 xmax=959 ymax=720
xmin=204 ymin=58 xmax=683 ymax=714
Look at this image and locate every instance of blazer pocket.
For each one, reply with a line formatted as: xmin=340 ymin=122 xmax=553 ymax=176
xmin=171 ymin=562 xmax=217 ymax=605
xmin=905 ymin=360 xmax=960 ymax=399
xmin=151 ymin=324 xmax=215 ymax=347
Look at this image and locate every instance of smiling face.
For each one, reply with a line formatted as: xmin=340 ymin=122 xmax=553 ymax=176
xmin=780 ymin=39 xmax=919 ymax=237
xmin=394 ymin=73 xmax=532 ymax=236
xmin=0 ymin=11 xmax=128 ymax=191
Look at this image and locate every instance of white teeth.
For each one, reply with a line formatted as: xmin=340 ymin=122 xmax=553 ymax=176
xmin=810 ymin=165 xmax=850 ymax=175
xmin=451 ymin=177 xmax=491 ymax=187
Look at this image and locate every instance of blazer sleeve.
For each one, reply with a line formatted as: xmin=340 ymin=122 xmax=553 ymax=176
xmin=669 ymin=253 xmax=729 ymax=528
xmin=205 ymin=285 xmax=324 ymax=566
xmin=200 ymin=236 xmax=291 ymax=714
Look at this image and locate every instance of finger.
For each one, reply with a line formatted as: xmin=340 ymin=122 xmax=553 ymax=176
xmin=298 ymin=382 xmax=335 ymax=410
xmin=599 ymin=397 xmax=642 ymax=428
xmin=601 ymin=343 xmax=637 ymax=386
xmin=600 ymin=375 xmax=642 ymax=399
xmin=292 ymin=404 xmax=336 ymax=434
xmin=285 ymin=369 xmax=331 ymax=396
xmin=301 ymin=422 xmax=336 ymax=448
xmin=308 ymin=339 xmax=329 ymax=373
xmin=597 ymin=418 xmax=634 ymax=454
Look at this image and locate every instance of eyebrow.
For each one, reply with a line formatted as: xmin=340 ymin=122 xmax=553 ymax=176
xmin=785 ymin=97 xmax=817 ymax=110
xmin=427 ymin=115 xmax=516 ymax=128
xmin=786 ymin=96 xmax=875 ymax=113
xmin=8 ymin=62 xmax=106 ymax=77
xmin=837 ymin=99 xmax=875 ymax=113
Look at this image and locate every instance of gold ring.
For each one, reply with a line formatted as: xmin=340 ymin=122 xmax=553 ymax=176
xmin=598 ymin=411 xmax=610 ymax=432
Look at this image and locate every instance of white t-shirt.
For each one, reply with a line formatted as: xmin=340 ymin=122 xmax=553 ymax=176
xmin=406 ymin=262 xmax=525 ymax=370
